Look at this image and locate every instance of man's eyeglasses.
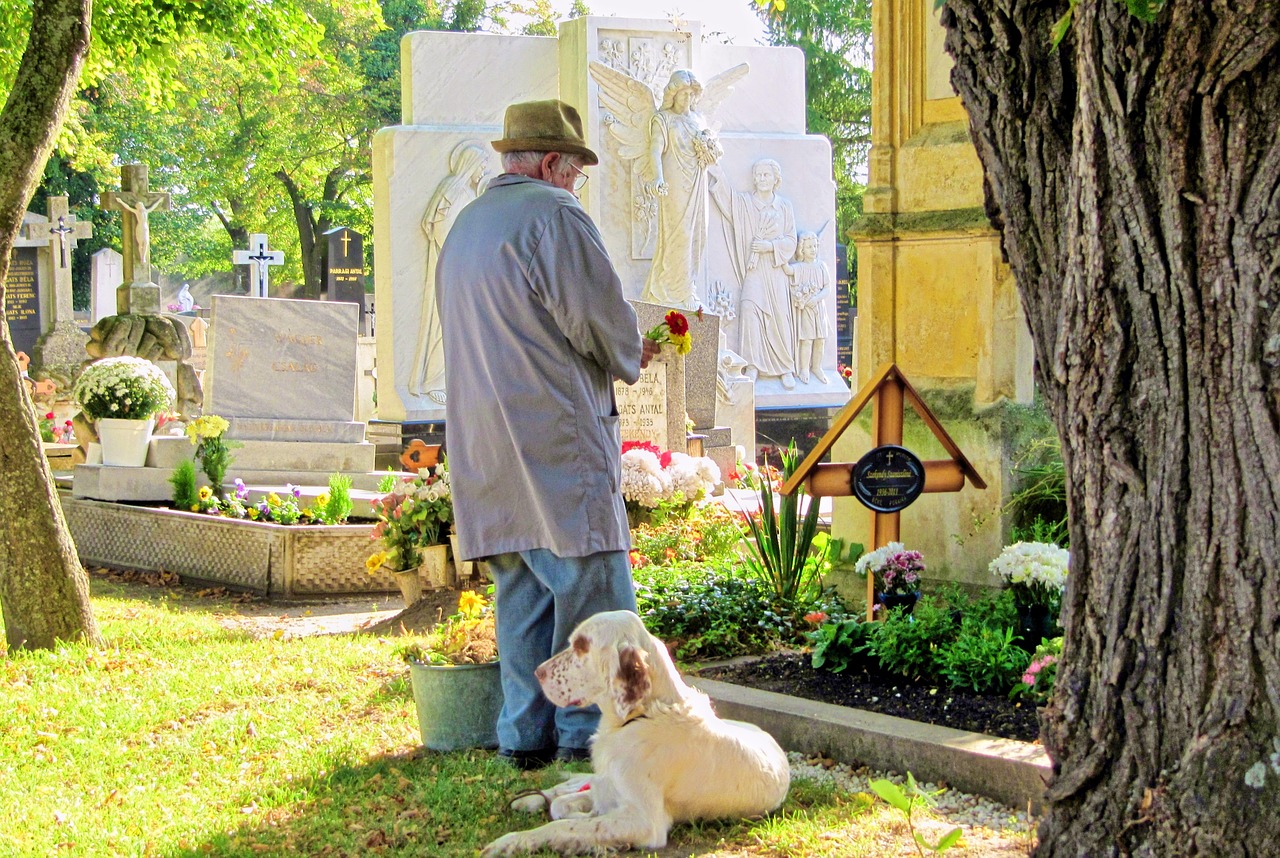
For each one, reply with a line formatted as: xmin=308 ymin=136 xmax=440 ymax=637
xmin=568 ymin=162 xmax=589 ymax=192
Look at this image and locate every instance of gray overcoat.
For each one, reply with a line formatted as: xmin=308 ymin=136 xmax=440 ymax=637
xmin=437 ymin=174 xmax=643 ymax=560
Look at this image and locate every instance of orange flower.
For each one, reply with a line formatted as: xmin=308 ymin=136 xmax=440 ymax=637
xmin=804 ymin=611 xmax=828 ymax=625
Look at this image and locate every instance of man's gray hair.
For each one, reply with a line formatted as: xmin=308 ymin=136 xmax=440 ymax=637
xmin=502 ymin=150 xmax=580 ymax=180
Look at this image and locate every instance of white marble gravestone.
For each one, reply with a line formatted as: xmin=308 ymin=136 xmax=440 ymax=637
xmin=204 ymin=295 xmax=364 ymax=442
xmin=91 ymin=247 xmax=123 ymax=322
xmin=373 ymin=18 xmax=848 ymax=425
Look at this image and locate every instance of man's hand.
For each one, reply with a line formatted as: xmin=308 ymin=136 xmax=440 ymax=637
xmin=640 ymin=337 xmax=661 ymax=369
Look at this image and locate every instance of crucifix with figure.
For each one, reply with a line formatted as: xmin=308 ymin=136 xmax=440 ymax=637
xmin=102 ymin=163 xmax=171 ymax=314
xmin=20 ymin=196 xmax=92 ymax=328
xmin=233 ymin=234 xmax=284 ymax=298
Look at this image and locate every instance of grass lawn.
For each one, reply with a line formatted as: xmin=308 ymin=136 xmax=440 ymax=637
xmin=1 ymin=577 xmax=1030 ymax=856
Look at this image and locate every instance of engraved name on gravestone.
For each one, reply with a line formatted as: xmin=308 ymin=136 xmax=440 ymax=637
xmin=5 ymin=247 xmax=41 ymax=358
xmin=205 ymin=295 xmax=358 ymax=422
xmin=613 ymin=343 xmax=688 ymax=453
xmin=615 ymin=363 xmax=668 ymax=449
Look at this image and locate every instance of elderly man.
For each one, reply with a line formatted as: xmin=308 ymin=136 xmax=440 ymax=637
xmin=437 ymin=99 xmax=659 ymax=769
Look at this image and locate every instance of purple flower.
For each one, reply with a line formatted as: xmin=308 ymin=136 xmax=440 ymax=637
xmin=234 ymin=478 xmax=248 ymax=500
xmin=288 ymin=483 xmax=302 ymax=499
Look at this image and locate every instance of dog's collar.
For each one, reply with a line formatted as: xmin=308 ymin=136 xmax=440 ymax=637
xmin=619 ymin=711 xmax=648 ymax=727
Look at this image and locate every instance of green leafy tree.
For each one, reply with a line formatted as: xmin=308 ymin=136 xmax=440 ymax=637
xmin=941 ymin=0 xmax=1280 ymax=851
xmin=756 ymin=0 xmax=872 ymax=240
xmin=0 ymin=0 xmax=324 ymax=652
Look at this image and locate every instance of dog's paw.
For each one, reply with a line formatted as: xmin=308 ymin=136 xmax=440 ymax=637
xmin=508 ymin=789 xmax=550 ymax=815
xmin=481 ymin=832 xmax=531 ymax=857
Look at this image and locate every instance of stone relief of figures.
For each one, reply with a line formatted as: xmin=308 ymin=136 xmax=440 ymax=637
xmin=784 ymin=231 xmax=831 ymax=384
xmin=408 ymin=140 xmax=494 ymax=404
xmin=710 ymin=158 xmax=798 ymax=388
xmin=588 ymin=58 xmax=749 ymax=310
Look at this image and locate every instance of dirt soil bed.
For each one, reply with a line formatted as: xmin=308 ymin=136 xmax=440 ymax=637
xmin=697 ymin=651 xmax=1042 ymax=743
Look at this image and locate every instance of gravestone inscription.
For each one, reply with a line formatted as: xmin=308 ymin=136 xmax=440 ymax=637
xmin=5 ymin=247 xmax=41 ymax=357
xmin=205 ymin=295 xmax=358 ymax=426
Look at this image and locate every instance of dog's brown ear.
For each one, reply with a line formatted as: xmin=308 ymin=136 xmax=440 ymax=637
xmin=611 ymin=644 xmax=651 ymax=720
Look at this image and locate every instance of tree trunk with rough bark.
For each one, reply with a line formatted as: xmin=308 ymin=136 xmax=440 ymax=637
xmin=941 ymin=0 xmax=1280 ymax=853
xmin=0 ymin=0 xmax=101 ymax=650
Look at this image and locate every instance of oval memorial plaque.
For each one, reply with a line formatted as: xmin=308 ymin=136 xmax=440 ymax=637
xmin=851 ymin=445 xmax=925 ymax=513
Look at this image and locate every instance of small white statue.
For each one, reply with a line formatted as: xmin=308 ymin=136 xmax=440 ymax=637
xmin=784 ymin=231 xmax=830 ymax=385
xmin=176 ymin=283 xmax=195 ymax=313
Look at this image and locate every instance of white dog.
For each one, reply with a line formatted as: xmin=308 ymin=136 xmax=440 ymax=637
xmin=482 ymin=610 xmax=790 ymax=856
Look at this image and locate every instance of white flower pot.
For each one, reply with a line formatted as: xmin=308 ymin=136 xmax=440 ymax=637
xmin=97 ymin=417 xmax=155 ymax=467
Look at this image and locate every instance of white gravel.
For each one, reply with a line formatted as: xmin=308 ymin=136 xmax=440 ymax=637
xmin=787 ymin=751 xmax=1033 ymax=832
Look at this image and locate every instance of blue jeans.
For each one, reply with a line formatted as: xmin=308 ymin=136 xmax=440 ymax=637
xmin=485 ymin=548 xmax=637 ymax=753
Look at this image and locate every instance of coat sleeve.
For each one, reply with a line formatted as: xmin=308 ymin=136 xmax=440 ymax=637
xmin=527 ymin=203 xmax=644 ymax=385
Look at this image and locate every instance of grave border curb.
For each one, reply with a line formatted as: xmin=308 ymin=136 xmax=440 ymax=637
xmin=687 ymin=676 xmax=1052 ymax=812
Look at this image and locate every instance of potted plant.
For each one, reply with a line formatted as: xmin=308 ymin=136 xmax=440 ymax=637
xmin=398 ymin=590 xmax=502 ymax=751
xmin=989 ymin=541 xmax=1069 ymax=651
xmin=366 ymin=467 xmax=453 ymax=603
xmin=72 ymin=356 xmax=176 ymax=467
xmin=856 ymin=542 xmax=925 ymax=615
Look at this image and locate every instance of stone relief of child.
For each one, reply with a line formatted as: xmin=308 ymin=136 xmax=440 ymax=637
xmin=783 ymin=231 xmax=831 ymax=385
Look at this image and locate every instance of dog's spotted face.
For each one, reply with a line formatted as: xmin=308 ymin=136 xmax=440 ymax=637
xmin=535 ymin=613 xmax=653 ymax=719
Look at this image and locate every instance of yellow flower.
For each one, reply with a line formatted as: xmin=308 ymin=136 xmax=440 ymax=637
xmin=365 ymin=552 xmax=389 ymax=575
xmin=316 ymin=493 xmax=330 ymax=507
xmin=190 ymin=504 xmax=200 ymax=512
xmin=458 ymin=590 xmax=487 ymax=619
xmin=267 ymin=493 xmax=281 ymax=505
xmin=198 ymin=485 xmax=213 ymax=501
xmin=670 ymin=332 xmax=693 ymax=355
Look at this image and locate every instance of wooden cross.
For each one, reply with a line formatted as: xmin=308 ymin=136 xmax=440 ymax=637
xmin=102 ymin=164 xmax=171 ymax=286
xmin=21 ymin=196 xmax=92 ymax=325
xmin=232 ymin=233 xmax=285 ymax=297
xmin=781 ymin=363 xmax=987 ymax=621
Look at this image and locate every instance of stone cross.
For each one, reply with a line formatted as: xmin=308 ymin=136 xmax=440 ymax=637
xmin=21 ymin=196 xmax=91 ymax=327
xmin=102 ymin=163 xmax=171 ymax=288
xmin=232 ymin=233 xmax=285 ymax=298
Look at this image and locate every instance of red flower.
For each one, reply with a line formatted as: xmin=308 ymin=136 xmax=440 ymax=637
xmin=622 ymin=440 xmax=663 ymax=456
xmin=44 ymin=412 xmax=55 ymax=420
xmin=664 ymin=310 xmax=689 ymax=336
xmin=659 ymin=451 xmax=673 ymax=468
xmin=804 ymin=611 xmax=828 ymax=625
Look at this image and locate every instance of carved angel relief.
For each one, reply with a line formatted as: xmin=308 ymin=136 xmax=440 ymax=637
xmin=588 ymin=58 xmax=749 ymax=309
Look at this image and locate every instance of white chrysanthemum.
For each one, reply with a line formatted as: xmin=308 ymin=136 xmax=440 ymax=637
xmin=989 ymin=542 xmax=1070 ymax=591
xmin=621 ymin=449 xmax=670 ymax=507
xmin=855 ymin=541 xmax=905 ymax=576
xmin=664 ymin=452 xmax=721 ymax=501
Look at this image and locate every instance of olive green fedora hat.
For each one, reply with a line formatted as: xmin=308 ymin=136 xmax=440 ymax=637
xmin=491 ymin=99 xmax=599 ymax=166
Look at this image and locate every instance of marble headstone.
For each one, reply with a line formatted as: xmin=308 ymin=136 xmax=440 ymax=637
xmin=204 ymin=295 xmax=362 ymax=441
xmin=91 ymin=247 xmax=123 ymax=322
xmin=5 ymin=244 xmax=42 ymax=358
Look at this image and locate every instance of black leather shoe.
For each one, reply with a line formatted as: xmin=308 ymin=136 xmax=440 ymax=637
xmin=554 ymin=747 xmax=591 ymax=763
xmin=498 ymin=747 xmax=555 ymax=770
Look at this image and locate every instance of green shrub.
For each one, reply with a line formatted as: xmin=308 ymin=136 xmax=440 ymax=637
xmin=636 ymin=565 xmax=788 ymax=660
xmin=870 ymin=597 xmax=958 ymax=680
xmin=635 ymin=562 xmax=850 ymax=661
xmin=169 ymin=459 xmax=198 ymax=510
xmin=314 ymin=473 xmax=354 ymax=524
xmin=808 ymin=618 xmax=877 ymax=674
xmin=936 ymin=625 xmax=1030 ymax=694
